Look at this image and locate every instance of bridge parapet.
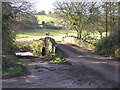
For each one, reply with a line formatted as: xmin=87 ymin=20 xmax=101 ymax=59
xmin=29 ymin=37 xmax=57 ymax=56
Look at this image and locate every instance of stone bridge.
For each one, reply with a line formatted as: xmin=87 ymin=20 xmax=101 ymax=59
xmin=29 ymin=37 xmax=57 ymax=56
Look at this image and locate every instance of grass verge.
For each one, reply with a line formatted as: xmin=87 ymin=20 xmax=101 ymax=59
xmin=2 ymin=55 xmax=29 ymax=79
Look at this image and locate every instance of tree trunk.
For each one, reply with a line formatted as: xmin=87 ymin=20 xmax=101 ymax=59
xmin=118 ymin=2 xmax=120 ymax=48
xmin=98 ymin=31 xmax=103 ymax=39
xmin=77 ymin=30 xmax=82 ymax=38
xmin=109 ymin=2 xmax=112 ymax=35
xmin=77 ymin=31 xmax=80 ymax=37
xmin=79 ymin=30 xmax=82 ymax=38
xmin=106 ymin=3 xmax=108 ymax=37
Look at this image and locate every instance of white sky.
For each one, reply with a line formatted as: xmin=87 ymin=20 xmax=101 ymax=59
xmin=29 ymin=0 xmax=119 ymax=14
xmin=32 ymin=0 xmax=56 ymax=14
xmin=30 ymin=0 xmax=101 ymax=14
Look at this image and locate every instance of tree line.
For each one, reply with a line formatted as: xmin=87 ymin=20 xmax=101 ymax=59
xmin=53 ymin=1 xmax=119 ymax=39
xmin=53 ymin=1 xmax=120 ymax=59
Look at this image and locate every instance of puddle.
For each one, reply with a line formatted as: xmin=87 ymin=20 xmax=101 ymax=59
xmin=39 ymin=67 xmax=49 ymax=71
xmin=36 ymin=67 xmax=49 ymax=72
xmin=15 ymin=52 xmax=33 ymax=56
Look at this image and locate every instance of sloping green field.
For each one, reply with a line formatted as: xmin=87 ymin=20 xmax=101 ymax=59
xmin=35 ymin=15 xmax=58 ymax=24
xmin=16 ymin=29 xmax=77 ymax=42
xmin=16 ymin=15 xmax=106 ymax=42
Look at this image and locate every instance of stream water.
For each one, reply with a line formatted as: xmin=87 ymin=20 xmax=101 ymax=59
xmin=15 ymin=52 xmax=33 ymax=56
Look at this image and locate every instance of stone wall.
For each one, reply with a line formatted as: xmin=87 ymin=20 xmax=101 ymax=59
xmin=62 ymin=36 xmax=95 ymax=51
xmin=62 ymin=36 xmax=94 ymax=45
xmin=29 ymin=37 xmax=57 ymax=56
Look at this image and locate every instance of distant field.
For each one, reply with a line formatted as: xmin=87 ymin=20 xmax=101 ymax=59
xmin=35 ymin=15 xmax=64 ymax=27
xmin=35 ymin=15 xmax=61 ymax=24
xmin=16 ymin=28 xmax=108 ymax=42
xmin=16 ymin=29 xmax=77 ymax=42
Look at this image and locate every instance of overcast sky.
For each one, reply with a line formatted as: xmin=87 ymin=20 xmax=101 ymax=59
xmin=30 ymin=0 xmax=100 ymax=13
xmin=29 ymin=0 xmax=119 ymax=14
xmin=31 ymin=0 xmax=56 ymax=14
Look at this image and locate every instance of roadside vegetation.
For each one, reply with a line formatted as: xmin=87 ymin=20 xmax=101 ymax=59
xmin=95 ymin=34 xmax=119 ymax=58
xmin=44 ymin=47 xmax=69 ymax=64
xmin=2 ymin=2 xmax=33 ymax=78
xmin=2 ymin=55 xmax=28 ymax=79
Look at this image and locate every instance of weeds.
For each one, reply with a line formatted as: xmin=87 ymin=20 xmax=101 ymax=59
xmin=2 ymin=55 xmax=29 ymax=79
xmin=95 ymin=34 xmax=119 ymax=58
xmin=44 ymin=47 xmax=69 ymax=64
xmin=37 ymin=70 xmax=44 ymax=72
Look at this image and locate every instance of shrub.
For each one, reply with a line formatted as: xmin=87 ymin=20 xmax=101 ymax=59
xmin=43 ymin=24 xmax=59 ymax=29
xmin=44 ymin=47 xmax=69 ymax=64
xmin=115 ymin=48 xmax=120 ymax=59
xmin=95 ymin=34 xmax=119 ymax=58
xmin=2 ymin=3 xmax=28 ymax=78
xmin=2 ymin=55 xmax=28 ymax=78
xmin=2 ymin=6 xmax=16 ymax=55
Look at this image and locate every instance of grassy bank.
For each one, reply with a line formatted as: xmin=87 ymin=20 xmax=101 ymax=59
xmin=2 ymin=55 xmax=29 ymax=79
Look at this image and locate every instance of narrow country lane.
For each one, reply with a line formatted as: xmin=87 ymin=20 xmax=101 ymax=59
xmin=2 ymin=42 xmax=119 ymax=88
xmin=58 ymin=43 xmax=120 ymax=83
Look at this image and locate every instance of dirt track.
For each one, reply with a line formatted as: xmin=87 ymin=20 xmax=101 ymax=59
xmin=2 ymin=42 xmax=119 ymax=88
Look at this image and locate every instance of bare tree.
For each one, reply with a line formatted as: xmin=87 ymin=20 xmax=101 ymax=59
xmin=54 ymin=1 xmax=100 ymax=38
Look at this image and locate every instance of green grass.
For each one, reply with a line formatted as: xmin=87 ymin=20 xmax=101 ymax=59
xmin=15 ymin=28 xmax=108 ymax=44
xmin=2 ymin=55 xmax=29 ymax=79
xmin=35 ymin=15 xmax=63 ymax=26
xmin=35 ymin=15 xmax=57 ymax=24
xmin=37 ymin=70 xmax=44 ymax=72
xmin=16 ymin=15 xmax=76 ymax=42
xmin=16 ymin=29 xmax=77 ymax=42
xmin=16 ymin=29 xmax=76 ymax=36
xmin=16 ymin=14 xmax=109 ymax=43
xmin=2 ymin=65 xmax=27 ymax=78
